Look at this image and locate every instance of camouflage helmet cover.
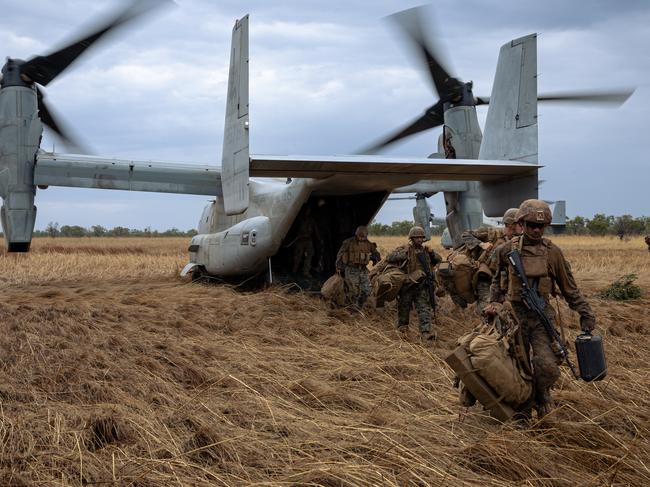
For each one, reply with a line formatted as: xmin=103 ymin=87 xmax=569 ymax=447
xmin=502 ymin=207 xmax=519 ymax=225
xmin=515 ymin=199 xmax=552 ymax=225
xmin=408 ymin=226 xmax=426 ymax=238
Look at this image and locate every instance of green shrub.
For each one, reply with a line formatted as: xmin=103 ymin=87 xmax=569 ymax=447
xmin=599 ymin=274 xmax=643 ymax=300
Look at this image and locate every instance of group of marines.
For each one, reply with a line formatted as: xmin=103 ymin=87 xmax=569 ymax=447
xmin=333 ymin=199 xmax=597 ymax=418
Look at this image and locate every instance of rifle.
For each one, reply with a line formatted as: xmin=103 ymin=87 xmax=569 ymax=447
xmin=507 ymin=249 xmax=580 ymax=379
xmin=416 ymin=250 xmax=437 ymax=320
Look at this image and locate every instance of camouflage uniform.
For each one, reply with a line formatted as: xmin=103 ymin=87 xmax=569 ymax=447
xmin=292 ymin=213 xmax=320 ymax=276
xmin=645 ymin=235 xmax=650 ymax=252
xmin=460 ymin=226 xmax=505 ymax=313
xmin=489 ymin=202 xmax=596 ymax=415
xmin=386 ymin=238 xmax=442 ymax=334
xmin=335 ymin=232 xmax=380 ymax=308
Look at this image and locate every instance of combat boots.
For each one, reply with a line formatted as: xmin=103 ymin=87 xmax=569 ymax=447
xmin=535 ymin=389 xmax=554 ymax=418
xmin=420 ymin=329 xmax=438 ymax=341
xmin=458 ymin=382 xmax=477 ymax=407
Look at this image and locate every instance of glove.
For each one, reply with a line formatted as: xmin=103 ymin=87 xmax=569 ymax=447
xmin=580 ymin=316 xmax=596 ymax=333
xmin=483 ymin=302 xmax=501 ymax=318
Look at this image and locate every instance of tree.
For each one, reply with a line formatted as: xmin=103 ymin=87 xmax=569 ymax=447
xmin=45 ymin=221 xmax=60 ymax=238
xmin=613 ymin=215 xmax=644 ymax=236
xmin=566 ymin=216 xmax=587 ymax=235
xmin=91 ymin=225 xmax=107 ymax=237
xmin=59 ymin=225 xmax=87 ymax=237
xmin=109 ymin=226 xmax=130 ymax=237
xmin=586 ymin=214 xmax=613 ymax=236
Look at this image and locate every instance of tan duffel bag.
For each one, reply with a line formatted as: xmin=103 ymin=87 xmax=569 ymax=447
xmin=448 ymin=310 xmax=533 ymax=419
xmin=321 ymin=273 xmax=346 ymax=306
xmin=468 ymin=331 xmax=532 ymax=407
xmin=373 ymin=265 xmax=406 ymax=304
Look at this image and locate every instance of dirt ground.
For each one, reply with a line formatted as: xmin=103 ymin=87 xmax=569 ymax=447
xmin=0 ymin=235 xmax=648 ymax=486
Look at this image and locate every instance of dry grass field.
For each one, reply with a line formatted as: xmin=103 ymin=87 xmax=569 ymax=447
xmin=0 ymin=235 xmax=648 ymax=486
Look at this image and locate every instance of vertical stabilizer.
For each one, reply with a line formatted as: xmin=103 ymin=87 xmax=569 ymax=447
xmin=550 ymin=200 xmax=566 ymax=233
xmin=479 ymin=34 xmax=538 ymax=216
xmin=221 ymin=15 xmax=250 ymax=215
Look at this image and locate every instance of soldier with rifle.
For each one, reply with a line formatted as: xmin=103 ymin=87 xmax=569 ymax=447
xmin=386 ymin=226 xmax=442 ymax=341
xmin=485 ymin=199 xmax=596 ymax=417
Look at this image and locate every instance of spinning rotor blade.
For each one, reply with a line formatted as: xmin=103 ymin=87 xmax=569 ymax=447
xmin=537 ymin=88 xmax=635 ymax=105
xmin=389 ymin=7 xmax=463 ymax=101
xmin=359 ymin=102 xmax=444 ymax=154
xmin=36 ymin=87 xmax=89 ymax=153
xmin=475 ymin=88 xmax=634 ymax=107
xmin=21 ymin=0 xmax=170 ymax=86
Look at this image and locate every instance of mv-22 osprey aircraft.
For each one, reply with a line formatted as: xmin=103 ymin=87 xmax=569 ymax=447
xmin=0 ymin=2 xmax=630 ymax=284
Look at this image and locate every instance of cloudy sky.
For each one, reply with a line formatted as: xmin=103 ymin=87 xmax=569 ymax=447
xmin=1 ymin=0 xmax=648 ymax=230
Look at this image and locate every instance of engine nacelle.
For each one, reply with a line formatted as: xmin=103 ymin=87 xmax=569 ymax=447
xmin=184 ymin=216 xmax=273 ymax=277
xmin=0 ymin=85 xmax=40 ymax=251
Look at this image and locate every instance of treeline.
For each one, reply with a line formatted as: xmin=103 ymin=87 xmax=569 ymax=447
xmin=565 ymin=215 xmax=650 ymax=236
xmin=369 ymin=215 xmax=650 ymax=237
xmin=33 ymin=222 xmax=197 ymax=238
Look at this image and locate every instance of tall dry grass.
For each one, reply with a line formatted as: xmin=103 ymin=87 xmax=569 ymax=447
xmin=0 ymin=237 xmax=187 ymax=286
xmin=0 ymin=235 xmax=647 ymax=485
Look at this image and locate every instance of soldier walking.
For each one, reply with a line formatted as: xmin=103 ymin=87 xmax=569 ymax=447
xmin=335 ymin=226 xmax=380 ymax=309
xmin=486 ymin=199 xmax=596 ymax=417
xmin=291 ymin=207 xmax=321 ymax=277
xmin=460 ymin=224 xmax=506 ymax=313
xmin=487 ymin=208 xmax=520 ymax=303
xmin=386 ymin=226 xmax=442 ymax=340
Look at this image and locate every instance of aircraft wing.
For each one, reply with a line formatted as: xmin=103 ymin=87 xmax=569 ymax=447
xmin=34 ymin=152 xmax=222 ymax=196
xmin=249 ymin=154 xmax=539 ymax=193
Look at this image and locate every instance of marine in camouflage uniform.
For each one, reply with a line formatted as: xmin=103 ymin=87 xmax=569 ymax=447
xmin=386 ymin=226 xmax=442 ymax=339
xmin=487 ymin=208 xmax=520 ymax=303
xmin=291 ymin=207 xmax=321 ymax=277
xmin=460 ymin=226 xmax=506 ymax=314
xmin=335 ymin=226 xmax=380 ymax=308
xmin=486 ymin=200 xmax=596 ymax=417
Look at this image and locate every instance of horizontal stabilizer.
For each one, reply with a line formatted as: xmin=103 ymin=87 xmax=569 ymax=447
xmin=250 ymin=154 xmax=538 ymax=181
xmin=35 ymin=153 xmax=222 ymax=196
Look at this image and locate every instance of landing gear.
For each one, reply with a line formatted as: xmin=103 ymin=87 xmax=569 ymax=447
xmin=191 ymin=266 xmax=206 ymax=283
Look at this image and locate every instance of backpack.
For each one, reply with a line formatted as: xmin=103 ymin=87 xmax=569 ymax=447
xmin=452 ymin=304 xmax=533 ymax=410
xmin=437 ymin=248 xmax=477 ymax=307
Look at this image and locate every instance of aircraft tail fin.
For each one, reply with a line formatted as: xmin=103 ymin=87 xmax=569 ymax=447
xmin=551 ymin=200 xmax=566 ymax=229
xmin=479 ymin=33 xmax=538 ymax=216
xmin=221 ymin=15 xmax=250 ymax=215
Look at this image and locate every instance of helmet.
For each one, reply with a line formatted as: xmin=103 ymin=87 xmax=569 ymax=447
xmin=515 ymin=199 xmax=552 ymax=225
xmin=355 ymin=225 xmax=368 ymax=238
xmin=408 ymin=226 xmax=426 ymax=238
xmin=502 ymin=208 xmax=519 ymax=225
